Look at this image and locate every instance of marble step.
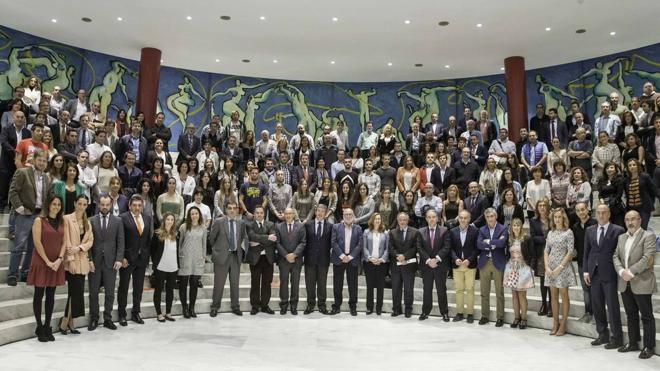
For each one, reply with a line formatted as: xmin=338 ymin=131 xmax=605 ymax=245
xmin=1 ymin=296 xmax=659 ymax=355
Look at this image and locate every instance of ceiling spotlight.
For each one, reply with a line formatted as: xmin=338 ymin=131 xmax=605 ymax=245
xmin=215 ymin=58 xmax=220 ymax=63
xmin=117 ymin=17 xmax=123 ymax=21
xmin=404 ymin=20 xmax=411 ymax=24
xmin=438 ymin=21 xmax=450 ymax=26
xmin=476 ymin=23 xmax=482 ymax=28
xmin=610 ymin=31 xmax=616 ymax=36
xmin=160 ymin=59 xmax=164 ymax=63
xmin=242 ymin=59 xmax=251 ymax=63
xmin=500 ymin=67 xmax=505 ymax=71
xmin=81 ymin=17 xmax=92 ymax=23
xmin=575 ymin=28 xmax=586 ymax=34
xmin=414 ymin=63 xmax=423 ymax=67
xmin=51 ymin=18 xmax=57 ymax=23
xmin=186 ymin=16 xmax=192 ymax=20
xmin=220 ymin=15 xmax=231 ymax=21
xmin=444 ymin=65 xmax=450 ymax=69
xmin=332 ymin=17 xmax=339 ymax=22
xmin=273 ymin=59 xmax=278 ymax=63
xmin=260 ymin=16 xmax=266 ymax=20
xmin=387 ymin=62 xmax=393 ymax=66
xmin=545 ymin=27 xmax=551 ymax=31
xmin=330 ymin=60 xmax=336 ymax=64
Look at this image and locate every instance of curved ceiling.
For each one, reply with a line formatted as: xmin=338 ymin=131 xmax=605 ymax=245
xmin=1 ymin=0 xmax=659 ymax=82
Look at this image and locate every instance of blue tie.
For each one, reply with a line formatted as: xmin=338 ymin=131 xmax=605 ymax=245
xmin=229 ymin=219 xmax=236 ymax=251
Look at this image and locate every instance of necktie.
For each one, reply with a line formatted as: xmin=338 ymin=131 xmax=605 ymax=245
xmin=102 ymin=215 xmax=107 ymax=231
xmin=304 ymin=168 xmax=308 ymax=181
xmin=258 ymin=222 xmax=262 ymax=230
xmin=429 ymin=228 xmax=435 ymax=250
xmin=316 ymin=221 xmax=321 ymax=237
xmin=134 ymin=215 xmax=142 ymax=236
xmin=188 ymin=135 xmax=193 ymax=149
xmin=81 ymin=130 xmax=87 ymax=147
xmin=402 ymin=229 xmax=406 ymax=241
xmin=598 ymin=226 xmax=604 ymax=246
xmin=288 ymin=224 xmax=292 ymax=234
xmin=229 ymin=219 xmax=236 ymax=251
xmin=552 ymin=121 xmax=557 ymax=139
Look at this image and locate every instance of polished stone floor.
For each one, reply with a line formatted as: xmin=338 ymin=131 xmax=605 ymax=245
xmin=0 ymin=313 xmax=658 ymax=370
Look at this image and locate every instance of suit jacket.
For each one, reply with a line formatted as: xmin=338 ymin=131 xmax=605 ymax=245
xmin=469 ymin=144 xmax=488 ymax=168
xmin=405 ymin=132 xmax=426 ymax=153
xmin=117 ymin=135 xmax=148 ymax=166
xmin=431 ymin=166 xmax=455 ymax=196
xmin=624 ymin=174 xmax=656 ymax=212
xmin=210 ymin=216 xmax=248 ymax=265
xmin=151 ymin=236 xmax=180 ymax=270
xmin=388 ymin=227 xmax=421 ymax=263
xmin=496 ymin=204 xmax=525 ymax=225
xmin=89 ymin=213 xmax=125 ymax=269
xmin=8 ymin=167 xmax=52 ymax=214
xmin=275 ymin=221 xmax=306 ymax=262
xmin=543 ymin=119 xmax=569 ymax=147
xmin=418 ymin=225 xmax=450 ymax=269
xmin=120 ymin=212 xmax=153 ymax=268
xmin=424 ymin=122 xmax=444 ymax=140
xmin=476 ymin=223 xmax=509 ymax=271
xmin=448 ymin=225 xmax=479 ymax=268
xmin=362 ymin=229 xmax=389 ymax=263
xmin=57 ymin=142 xmax=82 ymax=164
xmin=477 ymin=120 xmax=498 ymax=148
xmin=613 ymin=229 xmax=657 ymax=294
xmin=64 ymin=99 xmax=90 ymax=122
xmin=295 ymin=165 xmax=317 ymax=191
xmin=330 ymin=222 xmax=363 ymax=266
xmin=246 ymin=219 xmax=277 ymax=265
xmin=583 ymin=223 xmax=625 ymax=281
xmin=177 ymin=134 xmax=201 ymax=164
xmin=47 ymin=121 xmax=68 ymax=148
xmin=453 ymin=160 xmax=480 ymax=194
xmin=0 ymin=126 xmax=31 ymax=171
xmin=304 ymin=219 xmax=333 ymax=266
xmin=464 ymin=193 xmax=487 ymax=227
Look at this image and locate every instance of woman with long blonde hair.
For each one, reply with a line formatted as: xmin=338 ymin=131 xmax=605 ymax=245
xmin=503 ymin=218 xmax=534 ymax=329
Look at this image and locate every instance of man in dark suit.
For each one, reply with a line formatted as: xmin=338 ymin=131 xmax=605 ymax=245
xmin=176 ymin=123 xmax=201 ymax=164
xmin=303 ymin=205 xmax=333 ymax=314
xmin=417 ymin=209 xmax=450 ymax=321
xmin=390 ymin=141 xmax=407 ymax=169
xmin=63 ymin=89 xmax=90 ymax=124
xmin=295 ymin=153 xmax=317 ymax=192
xmin=424 ymin=113 xmax=444 ymax=142
xmin=117 ymin=122 xmax=148 ymax=168
xmin=529 ymin=103 xmax=549 ymax=141
xmin=544 ymin=108 xmax=569 ymax=147
xmin=143 ymin=112 xmax=171 ymax=149
xmin=453 ymin=147 xmax=480 ymax=198
xmin=449 ymin=210 xmax=480 ymax=323
xmin=405 ymin=122 xmax=426 ymax=157
xmin=88 ymin=195 xmax=125 ymax=331
xmin=583 ymin=204 xmax=625 ymax=349
xmin=57 ymin=128 xmax=81 ymax=164
xmin=276 ymin=207 xmax=306 ymax=315
xmin=388 ymin=212 xmax=421 ymax=318
xmin=221 ymin=135 xmax=245 ymax=177
xmin=209 ymin=201 xmax=248 ymax=317
xmin=330 ymin=208 xmax=363 ymax=316
xmin=431 ymin=152 xmax=455 ymax=198
xmin=117 ymin=195 xmax=153 ymax=326
xmin=457 ymin=107 xmax=473 ymax=134
xmin=476 ymin=208 xmax=508 ymax=327
xmin=468 ymin=133 xmax=488 ymax=168
xmin=246 ymin=205 xmax=277 ymax=315
xmin=464 ymin=182 xmax=487 ymax=228
xmin=0 ymin=110 xmax=30 ymax=210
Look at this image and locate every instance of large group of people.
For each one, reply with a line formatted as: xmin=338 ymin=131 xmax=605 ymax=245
xmin=0 ymin=77 xmax=658 ymax=359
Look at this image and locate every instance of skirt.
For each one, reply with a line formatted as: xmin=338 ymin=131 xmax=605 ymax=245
xmin=503 ymin=261 xmax=535 ymax=291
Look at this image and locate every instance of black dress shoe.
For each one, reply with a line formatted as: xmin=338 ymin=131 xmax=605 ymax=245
xmin=404 ymin=312 xmax=412 ymax=318
xmin=35 ymin=325 xmax=48 ymax=342
xmin=44 ymin=327 xmax=55 ymax=341
xmin=639 ymin=348 xmax=655 ymax=359
xmin=328 ymin=307 xmax=339 ymax=315
xmin=164 ymin=315 xmax=176 ymax=322
xmin=231 ymin=309 xmax=243 ymax=316
xmin=442 ymin=313 xmax=450 ymax=322
xmin=376 ymin=309 xmax=382 ymax=316
xmin=88 ymin=319 xmax=99 ymax=331
xmin=617 ymin=343 xmax=640 ymax=353
xmin=190 ymin=308 xmax=197 ymax=318
xmin=466 ymin=314 xmax=474 ymax=323
xmin=183 ymin=306 xmax=191 ymax=319
xmin=453 ymin=313 xmax=464 ymax=322
xmin=319 ymin=307 xmax=328 ymax=315
xmin=605 ymin=340 xmax=623 ymax=350
xmin=210 ymin=309 xmax=218 ymax=317
xmin=103 ymin=320 xmax=117 ymax=330
xmin=365 ymin=310 xmax=373 ymax=315
xmin=131 ymin=314 xmax=144 ymax=324
xmin=6 ymin=276 xmax=17 ymax=287
xmin=537 ymin=303 xmax=547 ymax=316
xmin=418 ymin=313 xmax=429 ymax=321
xmin=478 ymin=317 xmax=489 ymax=325
xmin=391 ymin=311 xmax=401 ymax=317
xmin=69 ymin=326 xmax=81 ymax=334
xmin=250 ymin=307 xmax=260 ymax=315
xmin=280 ymin=307 xmax=288 ymax=315
xmin=349 ymin=308 xmax=357 ymax=316
xmin=290 ymin=307 xmax=298 ymax=315
xmin=261 ymin=307 xmax=275 ymax=315
xmin=591 ymin=337 xmax=608 ymax=346
xmin=495 ymin=319 xmax=504 ymax=327
xmin=118 ymin=317 xmax=128 ymax=326
xmin=303 ymin=307 xmax=314 ymax=315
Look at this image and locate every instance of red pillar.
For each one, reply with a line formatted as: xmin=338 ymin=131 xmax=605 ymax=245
xmin=504 ymin=56 xmax=527 ymax=142
xmin=136 ymin=47 xmax=162 ymax=127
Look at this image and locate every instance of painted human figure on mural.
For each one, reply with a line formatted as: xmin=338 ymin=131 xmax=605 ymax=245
xmin=33 ymin=46 xmax=76 ymax=95
xmin=568 ymin=57 xmax=629 ymax=112
xmin=276 ymin=83 xmax=322 ymax=139
xmin=398 ymin=85 xmax=456 ymax=126
xmin=488 ymin=83 xmax=508 ymax=130
xmin=461 ymin=89 xmax=487 ymax=120
xmin=166 ymin=76 xmax=205 ymax=129
xmin=210 ymin=79 xmax=265 ymax=125
xmin=346 ymin=88 xmax=376 ymax=128
xmin=321 ymin=108 xmax=347 ymax=129
xmin=244 ymin=87 xmax=275 ymax=134
xmin=535 ymin=74 xmax=577 ymax=122
xmin=627 ymin=69 xmax=660 ymax=89
xmin=89 ymin=61 xmax=137 ymax=117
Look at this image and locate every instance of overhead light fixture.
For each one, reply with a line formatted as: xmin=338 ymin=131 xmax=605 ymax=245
xmin=545 ymin=27 xmax=551 ymax=31
xmin=500 ymin=67 xmax=505 ymax=71
xmin=242 ymin=59 xmax=251 ymax=63
xmin=260 ymin=16 xmax=266 ymax=20
xmin=51 ymin=18 xmax=57 ymax=23
xmin=414 ymin=63 xmax=423 ymax=67
xmin=387 ymin=62 xmax=393 ymax=66
xmin=476 ymin=23 xmax=482 ymax=28
xmin=160 ymin=59 xmax=164 ymax=63
xmin=332 ymin=17 xmax=338 ymax=22
xmin=444 ymin=65 xmax=450 ymax=69
xmin=117 ymin=17 xmax=123 ymax=21
xmin=273 ymin=59 xmax=278 ymax=63
xmin=215 ymin=59 xmax=220 ymax=63
xmin=404 ymin=20 xmax=411 ymax=24
xmin=186 ymin=16 xmax=192 ymax=20
xmin=220 ymin=15 xmax=232 ymax=21
xmin=610 ymin=31 xmax=616 ymax=36
xmin=330 ymin=60 xmax=336 ymax=64
xmin=81 ymin=17 xmax=92 ymax=23
xmin=438 ymin=21 xmax=450 ymax=26
xmin=575 ymin=28 xmax=586 ymax=34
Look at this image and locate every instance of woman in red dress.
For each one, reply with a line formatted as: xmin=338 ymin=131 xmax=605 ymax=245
xmin=27 ymin=195 xmax=66 ymax=342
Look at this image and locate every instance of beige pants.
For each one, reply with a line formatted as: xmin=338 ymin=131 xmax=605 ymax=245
xmin=480 ymin=258 xmax=504 ymax=320
xmin=453 ymin=266 xmax=476 ymax=315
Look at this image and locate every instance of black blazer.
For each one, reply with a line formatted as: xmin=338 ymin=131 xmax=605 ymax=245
xmin=177 ymin=134 xmax=201 ymax=164
xmin=624 ymin=173 xmax=656 ymax=212
xmin=469 ymin=144 xmax=488 ymax=168
xmin=464 ymin=193 xmax=487 ymax=227
xmin=583 ymin=223 xmax=625 ymax=281
xmin=430 ymin=166 xmax=455 ymax=196
xmin=387 ymin=227 xmax=420 ymax=262
xmin=0 ymin=126 xmax=31 ymax=171
xmin=448 ymin=225 xmax=479 ymax=268
xmin=418 ymin=225 xmax=450 ymax=269
xmin=452 ymin=160 xmax=480 ymax=194
xmin=377 ymin=137 xmax=397 ymax=157
xmin=246 ymin=219 xmax=277 ymax=265
xmin=303 ymin=219 xmax=333 ymax=267
xmin=496 ymin=204 xmax=525 ymax=225
xmin=120 ymin=212 xmax=153 ymax=268
xmin=528 ymin=218 xmax=548 ymax=265
xmin=151 ymin=237 xmax=180 ymax=270
xmin=405 ymin=133 xmax=426 ymax=153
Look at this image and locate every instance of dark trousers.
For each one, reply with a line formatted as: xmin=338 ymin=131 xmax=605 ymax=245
xmin=578 ymin=266 xmax=592 ymax=315
xmin=153 ymin=269 xmax=177 ymax=315
xmin=88 ymin=263 xmax=117 ymax=321
xmin=420 ymin=264 xmax=449 ymax=315
xmin=64 ymin=272 xmax=86 ymax=318
xmin=278 ymin=258 xmax=302 ymax=309
xmin=391 ymin=262 xmax=417 ymax=313
xmin=117 ymin=264 xmax=146 ymax=318
xmin=305 ymin=264 xmax=329 ymax=308
xmin=0 ymin=169 xmax=12 ymax=208
xmin=178 ymin=275 xmax=200 ymax=309
xmin=249 ymin=255 xmax=274 ymax=309
xmin=590 ymin=271 xmax=623 ymax=341
xmin=332 ymin=262 xmax=358 ymax=310
xmin=363 ymin=262 xmax=386 ymax=311
xmin=621 ymin=284 xmax=656 ymax=350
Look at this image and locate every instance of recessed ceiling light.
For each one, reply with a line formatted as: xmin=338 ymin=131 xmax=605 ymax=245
xmin=438 ymin=21 xmax=450 ymax=26
xmin=500 ymin=67 xmax=505 ymax=71
xmin=160 ymin=59 xmax=164 ymax=63
xmin=51 ymin=19 xmax=57 ymax=23
xmin=273 ymin=59 xmax=278 ymax=63
xmin=186 ymin=16 xmax=192 ymax=20
xmin=575 ymin=28 xmax=586 ymax=34
xmin=260 ymin=16 xmax=266 ymax=20
xmin=242 ymin=59 xmax=251 ymax=63
xmin=330 ymin=60 xmax=336 ymax=64
xmin=404 ymin=20 xmax=411 ymax=24
xmin=610 ymin=31 xmax=616 ymax=36
xmin=220 ymin=15 xmax=231 ymax=21
xmin=215 ymin=59 xmax=220 ymax=63
xmin=387 ymin=62 xmax=393 ymax=66
xmin=117 ymin=17 xmax=123 ymax=21
xmin=81 ymin=17 xmax=92 ymax=23
xmin=476 ymin=23 xmax=483 ymax=28
xmin=332 ymin=17 xmax=339 ymax=22
xmin=414 ymin=63 xmax=423 ymax=67
xmin=545 ymin=27 xmax=551 ymax=31
xmin=444 ymin=65 xmax=450 ymax=69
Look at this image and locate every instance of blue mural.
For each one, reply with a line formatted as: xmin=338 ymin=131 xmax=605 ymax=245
xmin=1 ymin=25 xmax=658 ymax=150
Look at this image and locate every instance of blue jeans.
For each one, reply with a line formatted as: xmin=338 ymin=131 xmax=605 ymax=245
xmin=578 ymin=266 xmax=592 ymax=315
xmin=8 ymin=209 xmax=15 ymax=235
xmin=8 ymin=213 xmax=36 ymax=279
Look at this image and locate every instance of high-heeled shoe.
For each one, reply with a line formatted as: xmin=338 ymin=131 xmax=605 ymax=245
xmin=550 ymin=321 xmax=559 ymax=336
xmin=510 ymin=318 xmax=520 ymax=328
xmin=519 ymin=320 xmax=527 ymax=329
xmin=68 ymin=324 xmax=80 ymax=334
xmin=537 ymin=303 xmax=547 ymax=316
xmin=182 ymin=305 xmax=191 ymax=319
xmin=546 ymin=308 xmax=553 ymax=317
xmin=44 ymin=326 xmax=55 ymax=341
xmin=555 ymin=321 xmax=567 ymax=336
xmin=58 ymin=318 xmax=68 ymax=335
xmin=35 ymin=325 xmax=48 ymax=342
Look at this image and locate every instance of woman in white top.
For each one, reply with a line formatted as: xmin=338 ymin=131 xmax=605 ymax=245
xmin=93 ymin=151 xmax=118 ymax=200
xmin=525 ymin=167 xmax=551 ymax=219
xmin=591 ymin=131 xmax=620 ymax=185
xmin=214 ymin=176 xmax=238 ymax=218
xmin=547 ymin=137 xmax=568 ymax=176
xmin=23 ymin=76 xmax=41 ymax=111
xmin=348 ymin=146 xmax=364 ymax=172
xmin=176 ymin=161 xmax=196 ymax=205
xmin=270 ymin=122 xmax=288 ymax=144
xmin=478 ymin=157 xmax=502 ymax=206
xmin=566 ymin=166 xmax=592 ymax=210
xmin=362 ymin=213 xmax=389 ymax=315
xmin=152 ymin=213 xmax=179 ymax=322
xmin=185 ymin=188 xmax=212 ymax=227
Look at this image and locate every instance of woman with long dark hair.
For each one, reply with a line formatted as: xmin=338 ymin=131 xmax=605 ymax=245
xmin=362 ymin=213 xmax=389 ymax=315
xmin=151 ymin=213 xmax=179 ymax=322
xmin=335 ymin=181 xmax=354 ymax=222
xmin=597 ymin=162 xmax=625 ymax=227
xmin=375 ymin=187 xmax=397 ymax=230
xmin=529 ymin=197 xmax=552 ymax=318
xmin=624 ymin=158 xmax=656 ymax=229
xmin=178 ymin=206 xmax=207 ymax=318
xmin=352 ymin=183 xmax=375 ymax=231
xmin=48 ymin=154 xmax=66 ymax=182
xmin=313 ymin=177 xmax=337 ymax=222
xmin=52 ymin=163 xmax=83 ymax=215
xmin=147 ymin=157 xmax=169 ymax=197
xmin=115 ymin=109 xmax=130 ymax=137
xmin=214 ymin=176 xmax=238 ymax=218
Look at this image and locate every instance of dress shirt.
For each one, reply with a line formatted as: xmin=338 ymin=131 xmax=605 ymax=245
xmin=596 ymin=223 xmax=610 ymax=245
xmin=372 ymin=231 xmax=381 ymax=258
xmin=158 ymin=239 xmax=178 ymax=272
xmin=459 ymin=226 xmax=468 ymax=259
xmin=74 ymin=100 xmax=87 ymax=121
xmin=343 ymin=224 xmax=353 ymax=259
xmin=34 ymin=170 xmax=44 ymax=209
xmin=618 ymin=227 xmax=641 ymax=277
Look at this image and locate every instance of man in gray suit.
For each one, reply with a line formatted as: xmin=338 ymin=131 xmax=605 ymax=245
xmin=276 ymin=207 xmax=306 ymax=315
xmin=209 ymin=200 xmax=248 ymax=317
xmin=613 ymin=211 xmax=657 ymax=359
xmin=88 ymin=195 xmax=125 ymax=331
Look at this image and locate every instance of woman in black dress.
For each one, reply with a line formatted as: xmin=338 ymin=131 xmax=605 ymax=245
xmin=335 ymin=181 xmax=354 ymax=223
xmin=528 ymin=197 xmax=552 ymax=318
xmin=443 ymin=184 xmax=463 ymax=229
xmin=398 ymin=190 xmax=418 ymax=228
xmin=620 ymin=133 xmax=644 ymax=172
xmin=624 ymin=158 xmax=656 ymax=229
xmin=596 ymin=161 xmax=625 ymax=227
xmin=147 ymin=157 xmax=169 ymax=197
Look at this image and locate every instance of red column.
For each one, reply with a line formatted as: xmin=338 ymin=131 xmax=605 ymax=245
xmin=504 ymin=56 xmax=527 ymax=142
xmin=135 ymin=47 xmax=162 ymax=127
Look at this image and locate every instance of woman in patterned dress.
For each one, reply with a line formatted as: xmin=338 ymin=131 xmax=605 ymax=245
xmin=503 ymin=218 xmax=534 ymax=329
